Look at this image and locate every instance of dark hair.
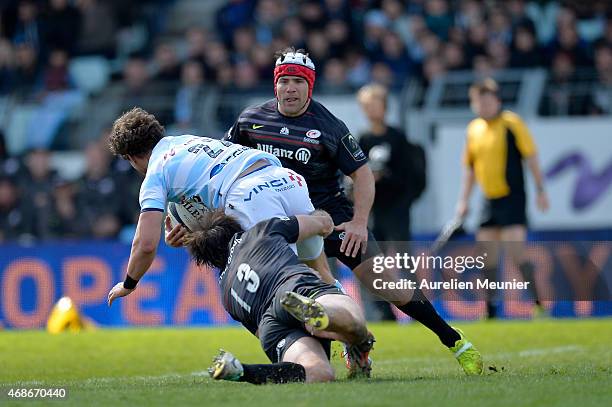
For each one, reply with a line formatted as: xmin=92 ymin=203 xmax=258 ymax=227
xmin=109 ymin=107 xmax=164 ymax=157
xmin=183 ymin=210 xmax=244 ymax=270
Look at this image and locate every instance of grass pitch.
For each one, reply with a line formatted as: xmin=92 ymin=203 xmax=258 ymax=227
xmin=1 ymin=319 xmax=610 ymax=407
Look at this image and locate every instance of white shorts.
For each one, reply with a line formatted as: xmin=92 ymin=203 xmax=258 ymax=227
xmin=224 ymin=165 xmax=323 ymax=261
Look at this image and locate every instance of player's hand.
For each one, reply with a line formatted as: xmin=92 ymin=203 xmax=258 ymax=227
xmin=537 ymin=190 xmax=550 ymax=212
xmin=107 ymin=282 xmax=135 ymax=307
xmin=456 ymin=200 xmax=469 ymax=219
xmin=335 ymin=219 xmax=368 ymax=258
xmin=165 ymin=215 xmax=187 ymax=247
xmin=312 ymin=210 xmax=334 ymax=238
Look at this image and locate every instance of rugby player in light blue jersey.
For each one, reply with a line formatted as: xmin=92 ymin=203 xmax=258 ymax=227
xmin=106 ymin=107 xmax=331 ymax=305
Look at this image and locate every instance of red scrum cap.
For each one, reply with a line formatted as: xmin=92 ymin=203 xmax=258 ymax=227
xmin=273 ymin=50 xmax=316 ymax=99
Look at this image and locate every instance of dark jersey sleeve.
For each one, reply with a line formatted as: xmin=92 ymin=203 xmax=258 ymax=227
xmin=223 ymin=121 xmax=248 ymax=145
xmin=263 ymin=216 xmax=300 ymax=244
xmin=330 ymin=122 xmax=367 ymax=176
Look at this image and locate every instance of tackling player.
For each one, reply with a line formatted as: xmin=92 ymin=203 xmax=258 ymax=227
xmin=224 ymin=48 xmax=483 ymax=375
xmin=185 ymin=210 xmax=375 ymax=383
xmin=105 ymin=107 xmax=331 ymax=305
xmin=456 ymin=78 xmax=549 ymax=318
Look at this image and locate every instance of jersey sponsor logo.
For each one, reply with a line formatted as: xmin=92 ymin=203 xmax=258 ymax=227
xmin=243 ymin=177 xmax=295 ymax=201
xmin=294 ymin=148 xmax=311 ymax=164
xmin=341 ymin=133 xmax=366 ymax=161
xmin=252 ymin=124 xmax=264 ymax=129
xmin=280 ymin=126 xmax=290 ymax=135
xmin=256 ymin=143 xmax=312 ymax=164
xmin=306 ymin=129 xmax=321 ymax=139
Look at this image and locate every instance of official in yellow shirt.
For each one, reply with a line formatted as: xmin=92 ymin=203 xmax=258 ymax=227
xmin=455 ymin=78 xmax=549 ymax=318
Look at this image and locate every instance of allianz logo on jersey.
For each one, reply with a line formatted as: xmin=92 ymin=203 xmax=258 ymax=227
xmin=257 ymin=143 xmax=311 ymax=164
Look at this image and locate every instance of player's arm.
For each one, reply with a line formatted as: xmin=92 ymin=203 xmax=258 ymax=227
xmin=509 ymin=113 xmax=549 ymax=212
xmin=108 ymin=210 xmax=164 ymax=306
xmin=336 ymin=164 xmax=374 ymax=257
xmin=296 ymin=210 xmax=334 ymax=241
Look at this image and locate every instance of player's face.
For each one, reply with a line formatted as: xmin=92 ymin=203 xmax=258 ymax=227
xmin=125 ymin=154 xmax=148 ymax=175
xmin=470 ymin=92 xmax=501 ymax=120
xmin=360 ymin=96 xmax=386 ymax=123
xmin=276 ymin=76 xmax=309 ymax=116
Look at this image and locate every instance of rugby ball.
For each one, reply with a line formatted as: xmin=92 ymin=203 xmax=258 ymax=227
xmin=167 ymin=200 xmax=210 ymax=232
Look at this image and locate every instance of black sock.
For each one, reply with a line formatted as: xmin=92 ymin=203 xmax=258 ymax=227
xmin=398 ymin=289 xmax=460 ymax=348
xmin=484 ymin=266 xmax=499 ymax=318
xmin=239 ymin=362 xmax=306 ymax=385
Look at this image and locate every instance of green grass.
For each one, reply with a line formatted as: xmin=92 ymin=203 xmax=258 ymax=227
xmin=1 ymin=319 xmax=611 ymax=406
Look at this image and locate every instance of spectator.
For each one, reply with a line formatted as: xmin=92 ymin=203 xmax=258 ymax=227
xmin=281 ymin=17 xmax=307 ymax=50
xmin=18 ymin=148 xmax=59 ymax=240
xmin=325 ymin=19 xmax=351 ymax=58
xmin=44 ymin=0 xmax=82 ymax=54
xmin=507 ymin=0 xmax=536 ymax=32
xmin=465 ymin=20 xmax=488 ymax=63
xmin=540 ymin=51 xmax=591 ymax=116
xmin=42 ymin=48 xmax=72 ymax=92
xmin=75 ymin=0 xmax=117 ymax=58
xmin=231 ymin=26 xmax=257 ymax=64
xmin=443 ymin=41 xmax=467 ymax=71
xmin=0 ymin=175 xmax=35 ymax=243
xmin=379 ymin=30 xmax=413 ymax=81
xmin=298 ymin=0 xmax=327 ymax=30
xmin=362 ymin=10 xmax=389 ymax=58
xmin=249 ymin=44 xmax=274 ymax=81
xmin=321 ymin=58 xmax=350 ymax=91
xmin=215 ymin=0 xmax=254 ymax=45
xmin=13 ymin=42 xmax=40 ymax=100
xmin=488 ymin=7 xmax=512 ymax=45
xmin=76 ymin=141 xmax=122 ymax=239
xmin=370 ymin=61 xmax=394 ymax=89
xmin=486 ymin=40 xmax=510 ymax=71
xmin=345 ymin=47 xmax=371 ymax=88
xmin=422 ymin=54 xmax=447 ymax=86
xmin=424 ymin=0 xmax=453 ymax=41
xmin=47 ymin=178 xmax=81 ymax=239
xmin=548 ymin=7 xmax=591 ymax=67
xmin=233 ymin=61 xmax=259 ymax=90
xmin=253 ymin=0 xmax=287 ymax=45
xmin=0 ymin=39 xmax=15 ymax=95
xmin=184 ymin=27 xmax=209 ymax=61
xmin=324 ymin=0 xmax=351 ymax=23
xmin=591 ymin=41 xmax=612 ymax=114
xmin=151 ymin=42 xmax=181 ymax=82
xmin=455 ymin=0 xmax=483 ymax=31
xmin=174 ymin=60 xmax=205 ymax=129
xmin=510 ymin=24 xmax=543 ymax=68
xmin=306 ymin=30 xmax=331 ymax=68
xmin=12 ymin=0 xmax=43 ymax=53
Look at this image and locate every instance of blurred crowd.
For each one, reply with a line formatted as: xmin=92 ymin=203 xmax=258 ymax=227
xmin=1 ymin=0 xmax=612 ymax=242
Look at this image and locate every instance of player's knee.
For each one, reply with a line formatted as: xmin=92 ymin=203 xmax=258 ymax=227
xmin=303 ymin=361 xmax=335 ymax=383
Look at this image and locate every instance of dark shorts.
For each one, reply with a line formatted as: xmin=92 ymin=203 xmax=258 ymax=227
xmin=321 ymin=196 xmax=383 ymax=270
xmin=480 ymin=193 xmax=527 ymax=228
xmin=258 ymin=272 xmax=344 ymax=363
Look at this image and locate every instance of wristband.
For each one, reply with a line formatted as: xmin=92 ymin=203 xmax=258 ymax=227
xmin=123 ymin=275 xmax=139 ymax=289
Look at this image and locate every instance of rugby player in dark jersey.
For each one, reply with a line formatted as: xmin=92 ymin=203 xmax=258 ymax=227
xmin=224 ymin=48 xmax=483 ymax=375
xmin=184 ymin=210 xmax=375 ymax=383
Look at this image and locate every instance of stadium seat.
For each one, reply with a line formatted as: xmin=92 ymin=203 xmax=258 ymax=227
xmin=69 ymin=56 xmax=111 ymax=95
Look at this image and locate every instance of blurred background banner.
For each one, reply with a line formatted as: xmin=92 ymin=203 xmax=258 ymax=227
xmin=1 ymin=239 xmax=610 ymax=329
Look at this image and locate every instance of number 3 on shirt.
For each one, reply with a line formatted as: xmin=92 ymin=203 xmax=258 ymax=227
xmin=237 ymin=263 xmax=260 ymax=293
